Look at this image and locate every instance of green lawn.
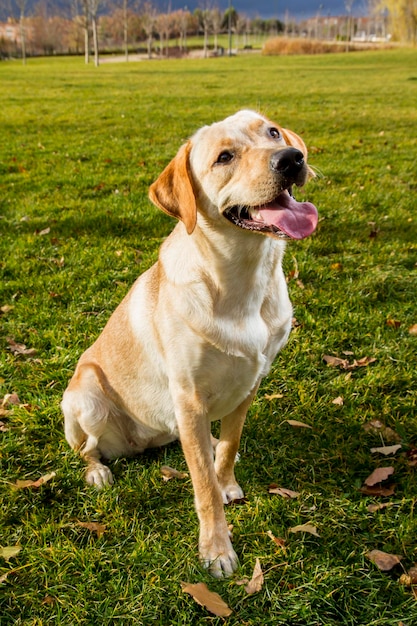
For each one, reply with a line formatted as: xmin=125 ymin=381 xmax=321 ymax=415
xmin=1 ymin=49 xmax=417 ymax=625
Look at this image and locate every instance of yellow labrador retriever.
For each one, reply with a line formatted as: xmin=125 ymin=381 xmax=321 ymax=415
xmin=62 ymin=110 xmax=318 ymax=577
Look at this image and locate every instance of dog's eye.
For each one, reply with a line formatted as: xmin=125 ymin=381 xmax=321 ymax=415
xmin=269 ymin=127 xmax=281 ymax=140
xmin=216 ymin=151 xmax=234 ymax=165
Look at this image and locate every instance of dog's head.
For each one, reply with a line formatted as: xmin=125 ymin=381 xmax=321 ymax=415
xmin=149 ymin=110 xmax=318 ymax=240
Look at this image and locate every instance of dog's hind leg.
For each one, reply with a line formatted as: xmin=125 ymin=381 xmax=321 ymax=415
xmin=62 ymin=363 xmax=115 ymax=488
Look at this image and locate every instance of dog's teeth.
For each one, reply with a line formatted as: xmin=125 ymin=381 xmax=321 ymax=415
xmin=249 ymin=208 xmax=262 ymax=221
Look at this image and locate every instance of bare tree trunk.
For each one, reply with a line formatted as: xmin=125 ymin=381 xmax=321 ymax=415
xmin=19 ymin=9 xmax=26 ymax=64
xmin=82 ymin=0 xmax=90 ymax=63
xmin=16 ymin=0 xmax=28 ymax=64
xmin=123 ymin=0 xmax=128 ymax=61
xmin=92 ymin=13 xmax=99 ymax=66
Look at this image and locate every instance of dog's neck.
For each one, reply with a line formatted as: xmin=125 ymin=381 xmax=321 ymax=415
xmin=159 ymin=219 xmax=288 ymax=359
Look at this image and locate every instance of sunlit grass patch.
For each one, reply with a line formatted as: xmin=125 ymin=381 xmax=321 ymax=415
xmin=1 ymin=49 xmax=417 ymax=624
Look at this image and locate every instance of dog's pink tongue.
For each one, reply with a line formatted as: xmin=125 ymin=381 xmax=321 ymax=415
xmin=258 ymin=192 xmax=318 ymax=240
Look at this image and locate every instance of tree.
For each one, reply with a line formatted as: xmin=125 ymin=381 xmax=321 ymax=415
xmin=378 ymin=0 xmax=417 ymax=42
xmin=88 ymin=0 xmax=100 ymax=66
xmin=15 ymin=0 xmax=27 ymax=63
xmin=141 ymin=1 xmax=157 ymax=59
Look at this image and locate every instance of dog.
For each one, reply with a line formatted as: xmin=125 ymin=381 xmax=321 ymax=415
xmin=62 ymin=110 xmax=318 ymax=578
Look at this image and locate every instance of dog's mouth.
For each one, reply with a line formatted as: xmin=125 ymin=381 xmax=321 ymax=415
xmin=224 ymin=188 xmax=318 ymax=240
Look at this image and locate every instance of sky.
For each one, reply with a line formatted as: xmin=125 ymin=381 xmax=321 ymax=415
xmin=166 ymin=0 xmax=366 ymax=20
xmin=2 ymin=0 xmax=366 ymax=23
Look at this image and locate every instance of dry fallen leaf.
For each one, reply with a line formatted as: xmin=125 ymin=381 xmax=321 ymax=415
xmin=359 ymin=484 xmax=396 ymax=497
xmin=323 ymin=354 xmax=376 ymax=371
xmin=160 ymin=465 xmax=188 ymax=481
xmin=36 ymin=227 xmax=51 ymax=236
xmin=367 ymin=502 xmax=394 ymax=513
xmin=1 ymin=305 xmax=14 ymax=314
xmin=399 ymin=566 xmax=417 ymax=588
xmin=363 ymin=419 xmax=401 ymax=443
xmin=332 ymin=396 xmax=344 ymax=406
xmin=13 ymin=472 xmax=56 ymax=489
xmin=268 ymin=485 xmax=300 ymax=499
xmin=2 ymin=393 xmax=21 ymax=406
xmin=7 ymin=338 xmax=37 ymax=357
xmin=323 ymin=354 xmax=348 ymax=368
xmin=386 ymin=318 xmax=401 ymax=329
xmin=0 ymin=546 xmax=21 ymax=561
xmin=370 ymin=444 xmax=401 ymax=456
xmin=408 ymin=324 xmax=417 ymax=336
xmin=284 ymin=420 xmax=312 ymax=429
xmin=406 ymin=448 xmax=417 ymax=467
xmin=264 ymin=393 xmax=284 ymax=400
xmin=290 ymin=523 xmax=320 ymax=537
xmin=181 ymin=582 xmax=232 ymax=617
xmin=244 ymin=558 xmax=264 ymax=595
xmin=76 ymin=521 xmax=106 ymax=538
xmin=364 ymin=467 xmax=394 ymax=486
xmin=366 ymin=549 xmax=401 ymax=571
xmin=266 ymin=530 xmax=287 ymax=551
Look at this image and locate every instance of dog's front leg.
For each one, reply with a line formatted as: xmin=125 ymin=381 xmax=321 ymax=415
xmin=215 ymin=386 xmax=258 ymax=504
xmin=176 ymin=404 xmax=238 ymax=578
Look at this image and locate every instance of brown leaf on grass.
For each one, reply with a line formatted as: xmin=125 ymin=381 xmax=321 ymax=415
xmin=367 ymin=502 xmax=394 ymax=513
xmin=76 ymin=521 xmax=107 ymax=538
xmin=370 ymin=444 xmax=402 ymax=456
xmin=0 ymin=546 xmax=21 ymax=561
xmin=323 ymin=354 xmax=348 ymax=368
xmin=290 ymin=523 xmax=320 ymax=537
xmin=268 ymin=485 xmax=300 ymax=499
xmin=363 ymin=420 xmax=401 ymax=443
xmin=284 ymin=420 xmax=312 ymax=429
xmin=366 ymin=549 xmax=401 ymax=571
xmin=2 ymin=393 xmax=21 ymax=406
xmin=264 ymin=393 xmax=284 ymax=400
xmin=359 ymin=484 xmax=396 ymax=497
xmin=386 ymin=318 xmax=401 ymax=329
xmin=41 ymin=595 xmax=56 ymax=606
xmin=1 ymin=305 xmax=14 ymax=314
xmin=13 ymin=472 xmax=56 ymax=489
xmin=160 ymin=465 xmax=188 ymax=481
xmin=364 ymin=467 xmax=394 ymax=486
xmin=323 ymin=354 xmax=376 ymax=371
xmin=399 ymin=566 xmax=417 ymax=589
xmin=266 ymin=530 xmax=287 ymax=551
xmin=244 ymin=558 xmax=264 ymax=595
xmin=332 ymin=396 xmax=344 ymax=406
xmin=0 ymin=420 xmax=8 ymax=432
xmin=7 ymin=338 xmax=37 ymax=357
xmin=181 ymin=582 xmax=232 ymax=617
xmin=354 ymin=356 xmax=377 ymax=368
xmin=408 ymin=324 xmax=417 ymax=336
xmin=406 ymin=448 xmax=417 ymax=467
xmin=36 ymin=227 xmax=51 ymax=236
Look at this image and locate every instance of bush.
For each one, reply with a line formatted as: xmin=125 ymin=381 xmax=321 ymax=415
xmin=262 ymin=36 xmax=343 ymax=55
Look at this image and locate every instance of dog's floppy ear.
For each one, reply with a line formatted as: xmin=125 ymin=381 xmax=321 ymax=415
xmin=280 ymin=127 xmax=308 ymax=158
xmin=148 ymin=141 xmax=197 ymax=235
xmin=280 ymin=127 xmax=315 ymax=178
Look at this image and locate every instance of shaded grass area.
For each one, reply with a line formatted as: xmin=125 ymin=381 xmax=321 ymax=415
xmin=1 ymin=50 xmax=417 ymax=624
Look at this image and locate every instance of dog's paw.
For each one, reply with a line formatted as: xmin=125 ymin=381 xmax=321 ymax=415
xmin=86 ymin=463 xmax=114 ymax=488
xmin=200 ymin=539 xmax=239 ymax=579
xmin=220 ymin=482 xmax=244 ymax=505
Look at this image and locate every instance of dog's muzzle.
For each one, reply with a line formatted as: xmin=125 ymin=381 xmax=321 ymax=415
xmin=223 ymin=146 xmax=318 ymax=240
xmin=270 ymin=147 xmax=305 ymax=184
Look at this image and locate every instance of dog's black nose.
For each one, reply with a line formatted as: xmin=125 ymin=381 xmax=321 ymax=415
xmin=270 ymin=148 xmax=304 ymax=178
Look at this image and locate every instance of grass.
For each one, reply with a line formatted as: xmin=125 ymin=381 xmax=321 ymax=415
xmin=1 ymin=49 xmax=417 ymax=624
